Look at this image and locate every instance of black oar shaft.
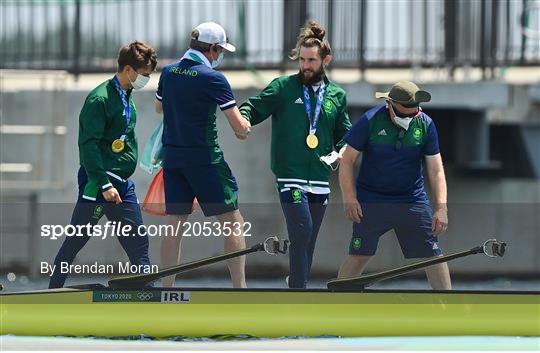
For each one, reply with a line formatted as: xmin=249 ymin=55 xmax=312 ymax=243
xmin=108 ymin=243 xmax=264 ymax=288
xmin=328 ymin=246 xmax=484 ymax=290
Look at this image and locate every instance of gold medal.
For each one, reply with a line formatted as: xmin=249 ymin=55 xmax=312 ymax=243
xmin=111 ymin=139 xmax=125 ymax=153
xmin=306 ymin=134 xmax=318 ymax=149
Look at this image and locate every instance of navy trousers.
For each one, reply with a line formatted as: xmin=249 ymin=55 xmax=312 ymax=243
xmin=279 ymin=188 xmax=328 ymax=288
xmin=49 ymin=168 xmax=150 ymax=288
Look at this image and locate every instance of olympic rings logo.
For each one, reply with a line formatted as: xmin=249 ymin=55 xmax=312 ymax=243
xmin=137 ymin=291 xmax=154 ymax=301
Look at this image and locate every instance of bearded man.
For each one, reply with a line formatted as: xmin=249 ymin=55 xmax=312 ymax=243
xmin=239 ymin=20 xmax=351 ymax=288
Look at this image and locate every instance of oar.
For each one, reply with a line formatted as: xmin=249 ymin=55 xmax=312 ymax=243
xmin=108 ymin=236 xmax=289 ymax=289
xmin=327 ymin=239 xmax=506 ymax=291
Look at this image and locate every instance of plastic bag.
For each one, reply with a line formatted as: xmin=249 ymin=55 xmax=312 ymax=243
xmin=142 ymin=168 xmax=198 ymax=216
xmin=142 ymin=168 xmax=166 ymax=216
xmin=139 ymin=121 xmax=163 ymax=174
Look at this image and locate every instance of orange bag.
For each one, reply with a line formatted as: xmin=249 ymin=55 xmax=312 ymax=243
xmin=142 ymin=168 xmax=166 ymax=216
xmin=142 ymin=168 xmax=198 ymax=216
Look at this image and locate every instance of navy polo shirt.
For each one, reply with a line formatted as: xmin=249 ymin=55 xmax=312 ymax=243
xmin=344 ymin=105 xmax=440 ymax=203
xmin=156 ymin=57 xmax=236 ymax=167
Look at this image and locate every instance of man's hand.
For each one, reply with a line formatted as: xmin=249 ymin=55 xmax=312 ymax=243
xmin=235 ymin=132 xmax=248 ymax=140
xmin=234 ymin=125 xmax=250 ymax=140
xmin=425 ymin=154 xmax=448 ymax=236
xmin=339 ymin=146 xmax=362 ymax=223
xmin=102 ymin=188 xmax=122 ymax=204
xmin=224 ymin=106 xmax=251 ymax=140
xmin=432 ymin=207 xmax=448 ymax=235
xmin=344 ymin=196 xmax=363 ymax=223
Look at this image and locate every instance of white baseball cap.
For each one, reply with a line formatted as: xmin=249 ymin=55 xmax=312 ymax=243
xmin=193 ymin=22 xmax=236 ymax=52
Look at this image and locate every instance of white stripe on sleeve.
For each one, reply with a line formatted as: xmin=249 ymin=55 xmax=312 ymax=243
xmin=219 ymin=100 xmax=236 ymax=109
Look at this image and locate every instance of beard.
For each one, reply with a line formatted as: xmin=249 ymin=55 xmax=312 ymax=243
xmin=299 ymin=65 xmax=325 ymax=85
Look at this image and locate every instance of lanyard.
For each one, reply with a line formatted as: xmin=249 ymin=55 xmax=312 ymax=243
xmin=182 ymin=48 xmax=210 ymax=68
xmin=303 ymin=82 xmax=326 ymax=134
xmin=112 ymin=76 xmax=131 ymax=140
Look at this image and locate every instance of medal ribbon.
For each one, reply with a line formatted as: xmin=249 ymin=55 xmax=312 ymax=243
xmin=112 ymin=75 xmax=131 ymax=141
xmin=303 ymin=82 xmax=326 ymax=135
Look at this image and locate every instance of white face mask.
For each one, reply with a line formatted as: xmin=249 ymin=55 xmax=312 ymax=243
xmin=387 ymin=100 xmax=418 ymax=131
xmin=211 ymin=50 xmax=224 ymax=68
xmin=320 ymin=151 xmax=340 ymax=171
xmin=128 ymin=71 xmax=150 ymax=90
xmin=393 ymin=116 xmax=413 ymax=131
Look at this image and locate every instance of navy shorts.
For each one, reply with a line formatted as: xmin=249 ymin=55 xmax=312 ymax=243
xmin=349 ymin=202 xmax=442 ymax=258
xmin=163 ymin=161 xmax=239 ymax=217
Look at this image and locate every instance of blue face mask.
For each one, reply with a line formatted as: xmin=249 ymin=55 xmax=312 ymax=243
xmin=211 ymin=50 xmax=224 ymax=68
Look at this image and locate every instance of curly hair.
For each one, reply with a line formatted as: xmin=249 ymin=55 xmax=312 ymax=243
xmin=117 ymin=41 xmax=157 ymax=71
xmin=289 ymin=20 xmax=332 ymax=60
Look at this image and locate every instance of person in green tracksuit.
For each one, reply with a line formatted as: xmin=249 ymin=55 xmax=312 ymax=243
xmin=240 ymin=21 xmax=351 ymax=288
xmin=49 ymin=41 xmax=157 ymax=288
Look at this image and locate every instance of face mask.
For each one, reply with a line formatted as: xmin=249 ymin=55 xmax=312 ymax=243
xmin=128 ymin=72 xmax=150 ymax=90
xmin=320 ymin=151 xmax=340 ymax=171
xmin=388 ymin=101 xmax=418 ymax=131
xmin=211 ymin=50 xmax=224 ymax=68
xmin=393 ymin=116 xmax=413 ymax=131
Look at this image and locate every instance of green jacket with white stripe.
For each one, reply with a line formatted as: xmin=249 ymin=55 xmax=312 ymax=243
xmin=239 ymin=74 xmax=351 ymax=191
xmin=78 ymin=78 xmax=138 ymax=200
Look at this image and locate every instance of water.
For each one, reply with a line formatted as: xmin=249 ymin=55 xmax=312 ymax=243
xmin=1 ymin=335 xmax=539 ymax=350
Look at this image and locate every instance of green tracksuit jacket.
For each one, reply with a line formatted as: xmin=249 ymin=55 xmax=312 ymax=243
xmin=78 ymin=78 xmax=138 ymax=200
xmin=239 ymin=73 xmax=351 ymax=191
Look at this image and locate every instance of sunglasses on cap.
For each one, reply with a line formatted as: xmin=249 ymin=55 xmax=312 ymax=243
xmin=400 ymin=102 xmax=420 ymax=108
xmin=387 ymin=99 xmax=419 ymax=109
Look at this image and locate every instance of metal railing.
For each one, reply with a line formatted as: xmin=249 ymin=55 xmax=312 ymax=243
xmin=1 ymin=0 xmax=539 ymax=76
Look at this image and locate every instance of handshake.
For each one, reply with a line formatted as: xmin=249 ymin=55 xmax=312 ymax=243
xmin=234 ymin=124 xmax=251 ymax=140
xmin=228 ymin=108 xmax=251 ymax=140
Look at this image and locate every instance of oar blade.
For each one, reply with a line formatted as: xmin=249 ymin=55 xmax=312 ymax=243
xmin=327 ymin=277 xmax=366 ymax=291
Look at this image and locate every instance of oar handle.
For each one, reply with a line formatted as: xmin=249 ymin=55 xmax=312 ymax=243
xmin=264 ymin=236 xmax=289 ymax=255
xmin=482 ymin=239 xmax=506 ymax=257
